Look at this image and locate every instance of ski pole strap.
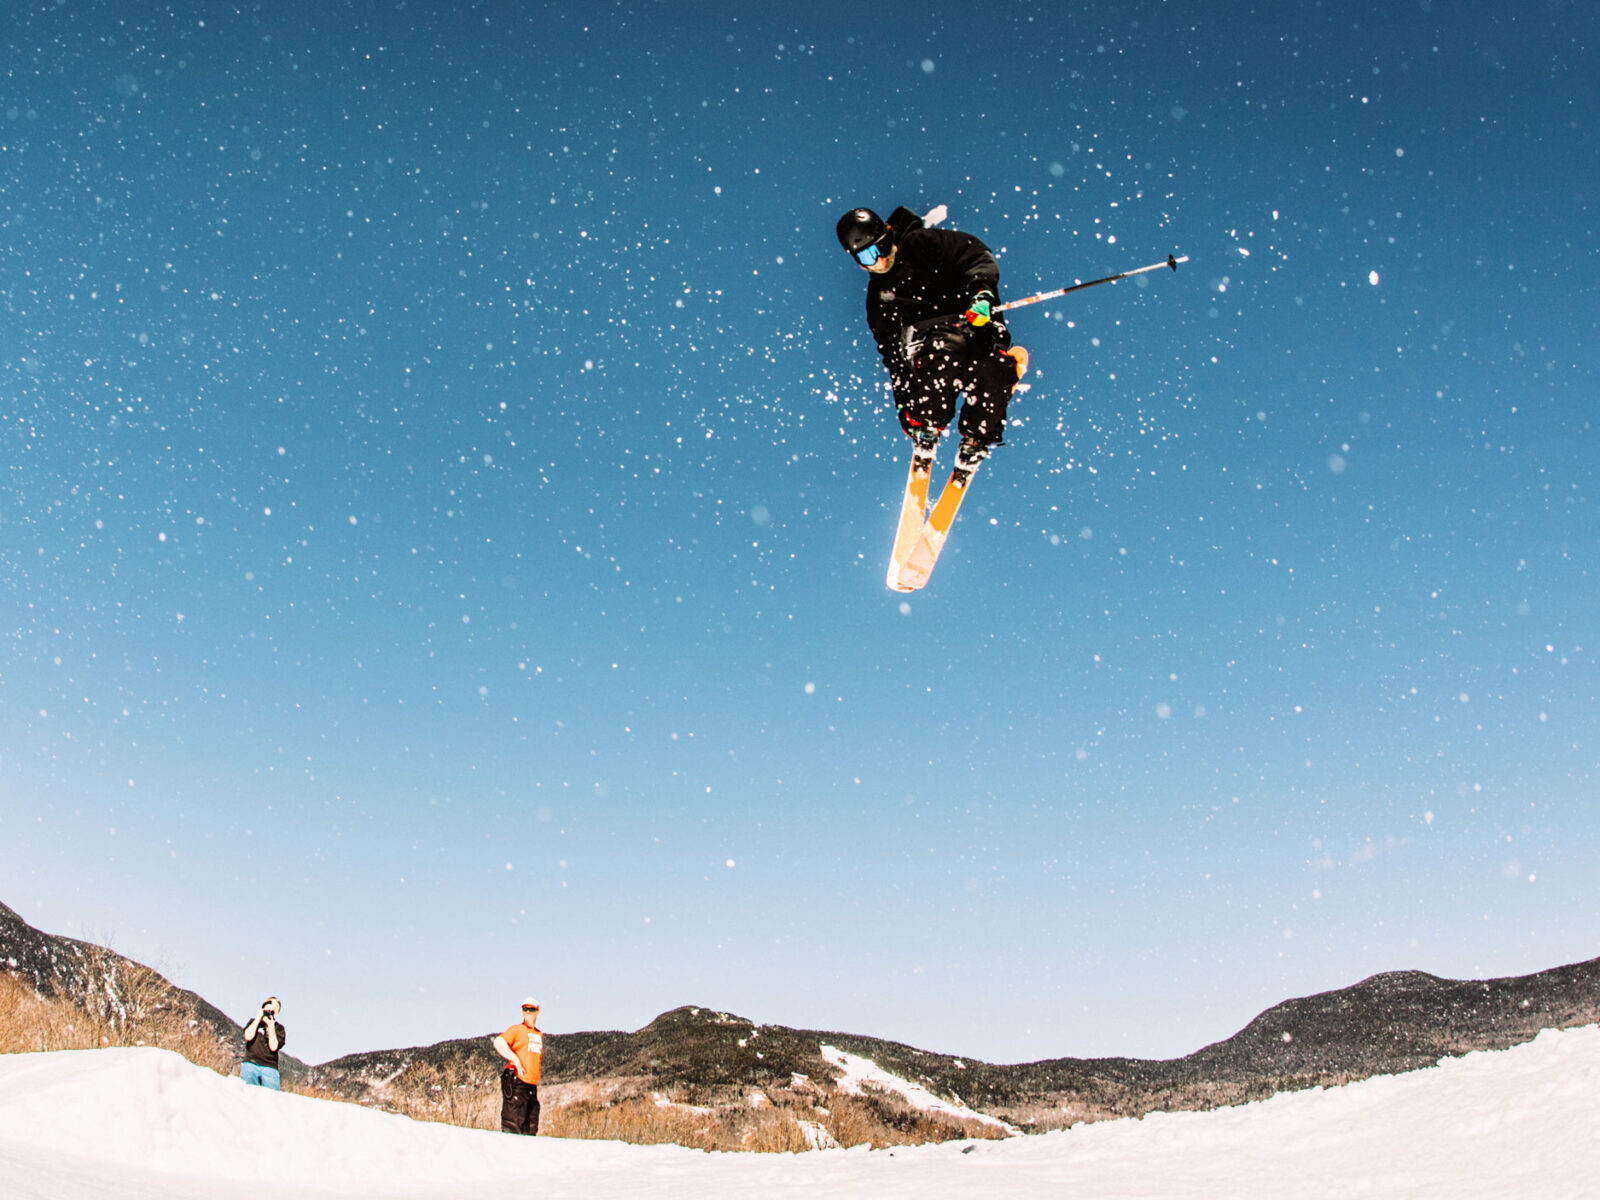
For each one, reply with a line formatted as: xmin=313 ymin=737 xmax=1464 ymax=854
xmin=995 ymin=254 xmax=1189 ymax=313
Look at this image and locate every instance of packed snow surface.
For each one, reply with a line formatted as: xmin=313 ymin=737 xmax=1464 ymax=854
xmin=3 ymin=1026 xmax=1599 ymax=1199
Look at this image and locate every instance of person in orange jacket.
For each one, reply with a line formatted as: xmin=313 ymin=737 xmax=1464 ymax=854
xmin=491 ymin=997 xmax=543 ymax=1135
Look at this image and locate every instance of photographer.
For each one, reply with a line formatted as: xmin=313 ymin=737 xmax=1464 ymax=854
xmin=240 ymin=997 xmax=286 ymax=1090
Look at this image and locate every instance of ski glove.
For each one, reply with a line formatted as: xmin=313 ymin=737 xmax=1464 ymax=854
xmin=965 ymin=290 xmax=996 ymax=327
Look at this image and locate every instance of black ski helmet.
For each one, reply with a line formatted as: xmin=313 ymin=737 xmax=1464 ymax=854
xmin=836 ymin=207 xmax=889 ymax=255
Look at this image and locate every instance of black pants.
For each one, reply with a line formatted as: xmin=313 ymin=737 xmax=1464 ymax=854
xmin=896 ymin=323 xmax=1017 ymax=447
xmin=500 ymin=1070 xmax=540 ymax=1135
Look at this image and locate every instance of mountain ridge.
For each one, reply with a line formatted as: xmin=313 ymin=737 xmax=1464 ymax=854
xmin=5 ymin=899 xmax=1597 ymax=1141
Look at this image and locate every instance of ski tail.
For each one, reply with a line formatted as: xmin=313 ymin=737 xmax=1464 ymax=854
xmin=1006 ymin=345 xmax=1029 ymax=379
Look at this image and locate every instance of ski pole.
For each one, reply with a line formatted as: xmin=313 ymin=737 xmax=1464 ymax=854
xmin=995 ymin=254 xmax=1189 ymax=313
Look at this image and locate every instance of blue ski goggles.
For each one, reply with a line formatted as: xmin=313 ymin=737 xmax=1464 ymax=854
xmin=852 ymin=236 xmax=890 ymax=267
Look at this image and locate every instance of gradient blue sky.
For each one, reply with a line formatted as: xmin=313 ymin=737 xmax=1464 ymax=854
xmin=4 ymin=1 xmax=1596 ymax=1065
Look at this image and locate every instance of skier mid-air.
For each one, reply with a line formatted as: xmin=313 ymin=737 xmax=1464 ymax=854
xmin=835 ymin=205 xmax=1028 ymax=590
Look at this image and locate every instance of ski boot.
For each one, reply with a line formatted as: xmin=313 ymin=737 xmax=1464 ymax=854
xmin=954 ymin=437 xmax=992 ymax=474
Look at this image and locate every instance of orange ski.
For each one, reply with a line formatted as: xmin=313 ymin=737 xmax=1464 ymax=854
xmin=886 ymin=446 xmax=936 ymax=591
xmin=895 ymin=455 xmax=978 ymax=590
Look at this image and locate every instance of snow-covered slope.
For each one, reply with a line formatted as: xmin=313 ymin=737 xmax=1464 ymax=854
xmin=818 ymin=1043 xmax=1018 ymax=1134
xmin=3 ymin=1026 xmax=1598 ymax=1199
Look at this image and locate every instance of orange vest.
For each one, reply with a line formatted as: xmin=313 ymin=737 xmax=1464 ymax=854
xmin=502 ymin=1023 xmax=543 ymax=1084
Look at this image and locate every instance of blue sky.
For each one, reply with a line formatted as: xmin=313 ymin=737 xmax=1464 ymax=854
xmin=3 ymin=1 xmax=1596 ymax=1065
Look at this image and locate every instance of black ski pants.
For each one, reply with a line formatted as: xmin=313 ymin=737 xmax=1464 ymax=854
xmin=895 ymin=322 xmax=1017 ymax=448
xmin=500 ymin=1069 xmax=541 ymax=1135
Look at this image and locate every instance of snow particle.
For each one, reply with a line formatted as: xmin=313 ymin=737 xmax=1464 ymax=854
xmin=1368 ymin=270 xmax=1380 ymax=286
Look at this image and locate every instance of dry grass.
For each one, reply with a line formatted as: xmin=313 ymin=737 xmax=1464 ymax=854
xmin=350 ymin=1057 xmax=503 ymax=1131
xmin=0 ymin=969 xmax=234 ymax=1074
xmin=539 ymin=1079 xmax=1010 ymax=1153
xmin=818 ymin=1087 xmax=1011 ymax=1149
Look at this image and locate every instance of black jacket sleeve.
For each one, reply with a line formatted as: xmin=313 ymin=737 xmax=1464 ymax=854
xmin=922 ymin=227 xmax=1000 ymax=301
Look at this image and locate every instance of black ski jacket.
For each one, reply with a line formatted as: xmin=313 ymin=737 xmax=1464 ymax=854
xmin=863 ymin=207 xmax=1009 ymax=390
